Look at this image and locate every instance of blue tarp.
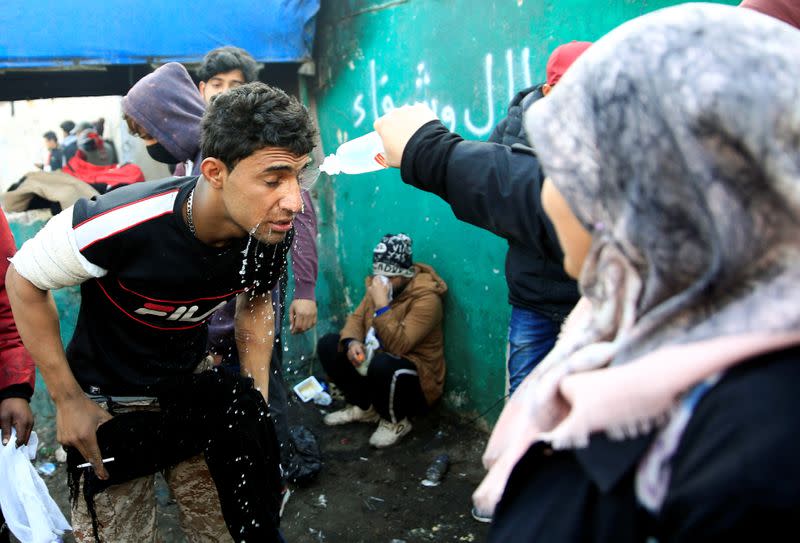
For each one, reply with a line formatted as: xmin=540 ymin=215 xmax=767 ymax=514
xmin=0 ymin=0 xmax=320 ymax=68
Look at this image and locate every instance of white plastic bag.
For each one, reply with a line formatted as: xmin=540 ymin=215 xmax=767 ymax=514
xmin=0 ymin=429 xmax=71 ymax=543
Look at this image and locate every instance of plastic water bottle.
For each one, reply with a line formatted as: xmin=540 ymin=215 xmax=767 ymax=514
xmin=313 ymin=390 xmax=333 ymax=406
xmin=319 ymin=131 xmax=388 ymax=175
xmin=421 ymin=453 xmax=450 ymax=487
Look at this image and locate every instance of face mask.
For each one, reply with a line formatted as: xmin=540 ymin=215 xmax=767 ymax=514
xmin=146 ymin=142 xmax=180 ymax=164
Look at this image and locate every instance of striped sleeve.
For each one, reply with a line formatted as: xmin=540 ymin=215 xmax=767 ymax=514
xmin=74 ymin=189 xmax=178 ymax=269
xmin=11 ymin=207 xmax=106 ymax=290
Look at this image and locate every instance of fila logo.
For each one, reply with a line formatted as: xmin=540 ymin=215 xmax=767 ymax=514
xmin=135 ymin=300 xmax=228 ymax=322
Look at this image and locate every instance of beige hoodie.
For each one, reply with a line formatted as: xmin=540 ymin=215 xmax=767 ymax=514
xmin=340 ymin=263 xmax=448 ymax=405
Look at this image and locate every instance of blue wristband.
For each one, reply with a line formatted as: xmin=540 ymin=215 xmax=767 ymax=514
xmin=374 ymin=305 xmax=391 ymax=317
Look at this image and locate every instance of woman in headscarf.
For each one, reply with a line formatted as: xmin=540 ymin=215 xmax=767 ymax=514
xmin=474 ymin=4 xmax=800 ymax=541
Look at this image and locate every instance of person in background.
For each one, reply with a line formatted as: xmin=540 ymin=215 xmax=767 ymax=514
xmin=60 ymin=120 xmax=77 ymax=163
xmin=196 ymin=46 xmax=260 ymax=103
xmin=60 ymin=120 xmax=75 ymax=141
xmin=0 ymin=210 xmax=36 ymax=543
xmin=474 ymin=5 xmax=800 ymax=541
xmin=37 ymin=131 xmax=64 ymax=171
xmin=486 ymin=41 xmax=589 ymax=396
xmin=318 ymin=233 xmax=447 ymax=448
xmin=373 ymin=43 xmax=589 ymax=403
xmin=122 ymin=62 xmax=205 ymax=176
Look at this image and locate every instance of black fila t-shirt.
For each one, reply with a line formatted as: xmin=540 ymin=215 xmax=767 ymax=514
xmin=66 ymin=176 xmax=291 ymax=395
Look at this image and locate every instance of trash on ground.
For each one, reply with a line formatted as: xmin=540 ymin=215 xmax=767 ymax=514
xmin=293 ymin=376 xmax=324 ymax=402
xmin=37 ymin=462 xmax=56 ymax=476
xmin=421 ymin=453 xmax=449 ymax=487
xmin=313 ymin=390 xmax=332 ymax=406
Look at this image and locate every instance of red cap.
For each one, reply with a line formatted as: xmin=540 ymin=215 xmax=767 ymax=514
xmin=546 ymin=41 xmax=592 ymax=86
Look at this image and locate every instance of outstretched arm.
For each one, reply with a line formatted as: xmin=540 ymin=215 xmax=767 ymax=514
xmin=6 ymin=265 xmax=112 ymax=476
xmin=375 ymin=104 xmax=552 ymax=249
xmin=235 ymin=290 xmax=275 ymax=400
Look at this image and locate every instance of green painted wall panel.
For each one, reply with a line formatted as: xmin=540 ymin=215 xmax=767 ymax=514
xmin=310 ymin=0 xmax=738 ymax=423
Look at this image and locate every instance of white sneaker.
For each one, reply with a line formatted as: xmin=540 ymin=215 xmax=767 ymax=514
xmin=323 ymin=404 xmax=380 ymax=426
xmin=369 ymin=418 xmax=412 ymax=448
xmin=471 ymin=506 xmax=493 ymax=523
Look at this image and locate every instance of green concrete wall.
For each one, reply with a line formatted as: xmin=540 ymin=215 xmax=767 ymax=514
xmin=308 ymin=0 xmax=738 ymax=425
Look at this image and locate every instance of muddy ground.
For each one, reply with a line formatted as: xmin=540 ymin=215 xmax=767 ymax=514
xmin=25 ymin=391 xmax=492 ymax=543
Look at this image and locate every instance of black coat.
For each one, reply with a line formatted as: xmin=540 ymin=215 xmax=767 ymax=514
xmin=400 ymin=102 xmax=580 ymax=322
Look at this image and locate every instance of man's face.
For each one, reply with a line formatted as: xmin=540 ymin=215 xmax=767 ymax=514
xmin=199 ymin=69 xmax=247 ymax=103
xmin=220 ymin=147 xmax=307 ymax=245
xmin=44 ymin=138 xmax=57 ymax=150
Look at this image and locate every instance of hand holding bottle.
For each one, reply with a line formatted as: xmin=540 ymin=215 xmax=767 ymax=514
xmin=374 ymin=104 xmax=439 ymax=168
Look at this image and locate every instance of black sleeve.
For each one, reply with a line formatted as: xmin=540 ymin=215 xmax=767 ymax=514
xmin=72 ymin=196 xmax=126 ymax=271
xmin=0 ymin=383 xmax=33 ymax=402
xmin=400 ymin=120 xmax=550 ymax=246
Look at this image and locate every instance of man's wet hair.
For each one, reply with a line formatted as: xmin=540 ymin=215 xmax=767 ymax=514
xmin=201 ymin=82 xmax=317 ymax=171
xmin=60 ymin=120 xmax=75 ymax=134
xmin=43 ymin=131 xmax=58 ymax=142
xmin=197 ymin=46 xmax=260 ymax=83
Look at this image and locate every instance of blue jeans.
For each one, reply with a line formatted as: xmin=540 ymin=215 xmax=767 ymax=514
xmin=507 ymin=306 xmax=560 ymax=395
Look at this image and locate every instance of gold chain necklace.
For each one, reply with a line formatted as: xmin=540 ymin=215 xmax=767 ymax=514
xmin=186 ymin=188 xmax=196 ymax=237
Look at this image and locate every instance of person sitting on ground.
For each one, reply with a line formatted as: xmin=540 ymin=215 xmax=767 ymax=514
xmin=318 ymin=233 xmax=447 ymax=448
xmin=473 ymin=5 xmax=800 ymax=541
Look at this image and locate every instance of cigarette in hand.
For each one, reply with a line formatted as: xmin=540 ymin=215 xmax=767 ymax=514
xmin=76 ymin=457 xmax=115 ymax=469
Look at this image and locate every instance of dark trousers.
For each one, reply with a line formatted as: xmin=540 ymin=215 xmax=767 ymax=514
xmin=317 ymin=333 xmax=428 ymax=422
xmin=489 ymin=347 xmax=800 ymax=543
xmin=68 ymin=369 xmax=283 ymax=543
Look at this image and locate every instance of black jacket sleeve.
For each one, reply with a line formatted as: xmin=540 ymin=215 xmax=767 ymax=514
xmin=400 ymin=120 xmax=555 ymax=255
xmin=0 ymin=383 xmax=33 ymax=402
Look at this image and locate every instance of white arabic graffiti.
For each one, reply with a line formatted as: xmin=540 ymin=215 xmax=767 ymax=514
xmin=351 ymin=48 xmax=532 ymax=137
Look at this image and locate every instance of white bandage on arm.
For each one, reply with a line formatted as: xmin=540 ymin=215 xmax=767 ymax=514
xmin=10 ymin=206 xmax=107 ymax=290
